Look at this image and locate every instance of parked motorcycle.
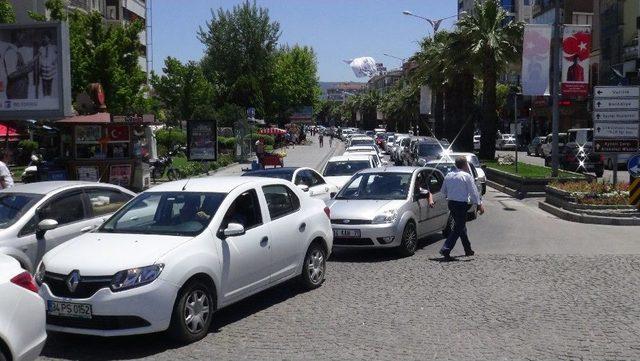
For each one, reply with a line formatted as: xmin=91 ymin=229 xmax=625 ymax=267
xmin=149 ymin=146 xmax=181 ymax=182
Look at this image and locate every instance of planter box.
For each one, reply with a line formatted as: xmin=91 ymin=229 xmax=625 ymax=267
xmin=485 ymin=167 xmax=590 ymax=199
xmin=545 ymin=185 xmax=635 ymax=212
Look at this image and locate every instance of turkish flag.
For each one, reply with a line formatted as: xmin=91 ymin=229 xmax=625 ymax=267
xmin=106 ymin=125 xmax=130 ymax=142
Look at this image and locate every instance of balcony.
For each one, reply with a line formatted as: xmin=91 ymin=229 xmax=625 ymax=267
xmin=123 ymin=0 xmax=146 ymax=18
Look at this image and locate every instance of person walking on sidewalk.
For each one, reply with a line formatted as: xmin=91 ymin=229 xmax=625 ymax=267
xmin=439 ymin=156 xmax=484 ymax=261
xmin=318 ymin=133 xmax=324 ymax=147
xmin=329 ymin=133 xmax=333 ymax=147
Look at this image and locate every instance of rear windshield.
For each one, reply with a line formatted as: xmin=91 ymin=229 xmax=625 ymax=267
xmin=351 ymin=138 xmax=374 ymax=146
xmin=323 ymin=161 xmax=371 ymax=176
xmin=418 ymin=144 xmax=442 ymax=157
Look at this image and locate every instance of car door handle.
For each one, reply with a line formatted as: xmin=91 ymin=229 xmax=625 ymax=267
xmin=81 ymin=226 xmax=95 ymax=233
xmin=299 ymin=223 xmax=306 ymax=232
xmin=260 ymin=237 xmax=269 ymax=246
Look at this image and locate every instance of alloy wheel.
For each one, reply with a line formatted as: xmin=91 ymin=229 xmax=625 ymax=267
xmin=184 ymin=289 xmax=210 ymax=334
xmin=404 ymin=224 xmax=417 ymax=252
xmin=307 ymin=249 xmax=325 ymax=285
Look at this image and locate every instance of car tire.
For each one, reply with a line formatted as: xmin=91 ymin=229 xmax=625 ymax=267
xmin=442 ymin=215 xmax=454 ymax=238
xmin=300 ymin=242 xmax=326 ymax=290
xmin=167 ymin=280 xmax=214 ymax=344
xmin=397 ymin=222 xmax=418 ymax=257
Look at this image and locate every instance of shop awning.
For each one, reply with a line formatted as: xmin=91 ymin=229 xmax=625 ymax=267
xmin=0 ymin=123 xmax=25 ymax=141
xmin=57 ymin=113 xmax=112 ymax=124
xmin=258 ymin=127 xmax=287 ymax=135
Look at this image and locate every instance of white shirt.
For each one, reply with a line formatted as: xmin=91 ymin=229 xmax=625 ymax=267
xmin=441 ymin=168 xmax=481 ymax=205
xmin=0 ymin=161 xmax=14 ymax=189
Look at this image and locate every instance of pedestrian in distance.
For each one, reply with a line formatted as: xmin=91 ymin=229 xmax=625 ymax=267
xmin=0 ymin=149 xmax=14 ymax=189
xmin=329 ymin=134 xmax=333 ymax=147
xmin=439 ymin=156 xmax=484 ymax=261
xmin=318 ymin=133 xmax=324 ymax=147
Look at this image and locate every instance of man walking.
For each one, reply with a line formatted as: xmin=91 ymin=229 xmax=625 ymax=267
xmin=439 ymin=156 xmax=484 ymax=261
xmin=318 ymin=133 xmax=324 ymax=148
xmin=0 ymin=149 xmax=14 ymax=189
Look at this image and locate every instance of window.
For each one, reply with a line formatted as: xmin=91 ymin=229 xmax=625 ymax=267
xmin=307 ymin=170 xmax=325 ymax=186
xmin=0 ymin=193 xmax=42 ymax=229
xmin=39 ymin=193 xmax=86 ymax=225
xmin=425 ymin=170 xmax=444 ymax=193
xmin=337 ymin=173 xmax=411 ymax=200
xmin=86 ymin=189 xmax=133 ymax=217
xmin=263 ymin=185 xmax=300 ymax=219
xmin=222 ymin=190 xmax=262 ymax=230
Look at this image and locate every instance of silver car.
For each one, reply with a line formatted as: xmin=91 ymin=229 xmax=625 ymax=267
xmin=0 ymin=181 xmax=135 ymax=272
xmin=326 ymin=167 xmax=450 ymax=256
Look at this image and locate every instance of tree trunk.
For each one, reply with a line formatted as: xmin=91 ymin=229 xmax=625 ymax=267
xmin=480 ymin=56 xmax=498 ymax=160
xmin=444 ymin=86 xmax=456 ymax=143
xmin=433 ymin=90 xmax=444 ymax=138
xmin=456 ymin=71 xmax=475 ymax=152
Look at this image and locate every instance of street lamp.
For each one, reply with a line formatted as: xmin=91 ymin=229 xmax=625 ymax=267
xmin=383 ymin=53 xmax=406 ymax=64
xmin=402 ymin=10 xmax=466 ymax=34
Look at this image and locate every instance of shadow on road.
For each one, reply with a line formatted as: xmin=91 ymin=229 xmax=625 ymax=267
xmin=329 ymin=233 xmax=444 ymax=263
xmin=41 ymin=280 xmax=307 ymax=360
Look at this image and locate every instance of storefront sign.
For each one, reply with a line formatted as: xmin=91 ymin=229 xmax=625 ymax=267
xmin=0 ymin=22 xmax=72 ymax=120
xmin=594 ymin=139 xmax=639 ymax=153
xmin=522 ymin=24 xmax=552 ymax=96
xmin=109 ymin=164 xmax=132 ymax=186
xmin=77 ymin=166 xmax=99 ymax=182
xmin=561 ymin=25 xmax=591 ymax=98
xmin=187 ymin=120 xmax=217 ymax=161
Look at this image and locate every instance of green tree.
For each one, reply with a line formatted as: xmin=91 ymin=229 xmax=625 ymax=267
xmin=457 ymin=0 xmax=523 ymax=159
xmin=0 ymin=0 xmax=15 ymax=23
xmin=198 ymin=0 xmax=280 ymax=117
xmin=151 ymin=57 xmax=215 ymax=126
xmin=28 ymin=0 xmax=66 ymax=21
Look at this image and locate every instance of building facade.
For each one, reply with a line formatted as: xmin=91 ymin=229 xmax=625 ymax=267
xmin=367 ymin=69 xmax=403 ymax=94
xmin=320 ymin=82 xmax=367 ymax=102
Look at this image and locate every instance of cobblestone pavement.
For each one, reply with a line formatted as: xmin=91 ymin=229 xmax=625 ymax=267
xmin=40 ymin=251 xmax=640 ymax=360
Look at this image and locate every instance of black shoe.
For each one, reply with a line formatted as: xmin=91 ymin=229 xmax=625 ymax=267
xmin=465 ymin=250 xmax=475 ymax=257
xmin=439 ymin=250 xmax=452 ymax=261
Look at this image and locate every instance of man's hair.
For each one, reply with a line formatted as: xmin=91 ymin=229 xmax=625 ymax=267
xmin=455 ymin=155 xmax=468 ymax=169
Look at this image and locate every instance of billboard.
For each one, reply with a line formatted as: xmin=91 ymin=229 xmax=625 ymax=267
xmin=561 ymin=25 xmax=591 ymax=98
xmin=187 ymin=120 xmax=217 ymax=161
xmin=521 ymin=24 xmax=552 ymax=96
xmin=0 ymin=22 xmax=72 ymax=120
xmin=419 ymin=86 xmax=432 ymax=115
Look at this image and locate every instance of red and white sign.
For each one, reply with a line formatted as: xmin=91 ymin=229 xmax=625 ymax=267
xmin=561 ymin=25 xmax=591 ymax=98
xmin=109 ymin=164 xmax=132 ymax=187
xmin=106 ymin=125 xmax=130 ymax=142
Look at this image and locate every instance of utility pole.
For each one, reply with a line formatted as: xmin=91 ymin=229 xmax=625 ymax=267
xmin=550 ymin=0 xmax=561 ymax=177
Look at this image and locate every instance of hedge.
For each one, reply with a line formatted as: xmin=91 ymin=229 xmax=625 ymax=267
xmin=173 ymin=154 xmax=235 ymax=177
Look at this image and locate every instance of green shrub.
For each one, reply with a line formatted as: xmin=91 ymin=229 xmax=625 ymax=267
xmin=218 ymin=136 xmax=236 ymax=149
xmin=18 ymin=140 xmax=39 ymax=154
xmin=155 ymin=128 xmax=186 ymax=150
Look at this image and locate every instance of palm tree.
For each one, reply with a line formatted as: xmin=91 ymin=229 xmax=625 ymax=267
xmin=457 ymin=0 xmax=523 ymax=159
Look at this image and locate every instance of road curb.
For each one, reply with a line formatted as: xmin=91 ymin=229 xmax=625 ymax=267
xmin=315 ymin=143 xmax=340 ymax=170
xmin=538 ymin=201 xmax=640 ymax=226
xmin=487 ymin=180 xmax=545 ymax=199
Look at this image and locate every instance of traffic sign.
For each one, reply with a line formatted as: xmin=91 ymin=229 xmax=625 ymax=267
xmin=628 ymin=155 xmax=640 ymax=178
xmin=592 ymin=110 xmax=639 ymax=122
xmin=593 ymin=98 xmax=640 ymax=110
xmin=594 ymin=86 xmax=640 ymax=98
xmin=593 ymin=139 xmax=640 ymax=153
xmin=247 ymin=107 xmax=256 ymax=118
xmin=593 ymin=122 xmax=640 ymax=139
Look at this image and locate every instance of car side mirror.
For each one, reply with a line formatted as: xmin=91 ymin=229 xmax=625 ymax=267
xmin=297 ymin=184 xmax=310 ymax=192
xmin=36 ymin=219 xmax=58 ymax=239
xmin=219 ymin=223 xmax=245 ymax=239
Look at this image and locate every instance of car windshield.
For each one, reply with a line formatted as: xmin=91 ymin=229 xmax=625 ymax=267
xmin=100 ymin=192 xmax=226 ymax=236
xmin=336 ymin=172 xmax=412 ymax=200
xmin=418 ymin=143 xmax=442 ymax=157
xmin=0 ymin=193 xmax=42 ymax=229
xmin=323 ymin=160 xmax=371 ymax=176
xmin=434 ymin=163 xmax=458 ymax=176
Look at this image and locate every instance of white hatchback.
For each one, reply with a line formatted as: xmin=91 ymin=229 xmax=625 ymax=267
xmin=37 ymin=177 xmax=332 ymax=343
xmin=0 ymin=254 xmax=46 ymax=361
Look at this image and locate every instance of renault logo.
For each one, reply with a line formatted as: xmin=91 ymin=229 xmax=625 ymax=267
xmin=343 ymin=219 xmax=350 ymax=224
xmin=66 ymin=270 xmax=81 ymax=293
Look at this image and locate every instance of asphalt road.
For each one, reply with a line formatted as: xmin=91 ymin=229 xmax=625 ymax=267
xmin=39 ymin=139 xmax=640 ymax=361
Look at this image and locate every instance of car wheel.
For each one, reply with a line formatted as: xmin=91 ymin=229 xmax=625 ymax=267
xmin=442 ymin=215 xmax=454 ymax=238
xmin=397 ymin=222 xmax=418 ymax=257
xmin=167 ymin=280 xmax=214 ymax=343
xmin=300 ymin=242 xmax=326 ymax=290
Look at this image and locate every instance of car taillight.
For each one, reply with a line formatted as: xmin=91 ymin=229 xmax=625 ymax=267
xmin=324 ymin=206 xmax=331 ymax=218
xmin=11 ymin=271 xmax=38 ymax=293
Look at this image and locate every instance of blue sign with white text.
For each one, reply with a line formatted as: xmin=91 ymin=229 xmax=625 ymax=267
xmin=628 ymin=154 xmax=640 ymax=178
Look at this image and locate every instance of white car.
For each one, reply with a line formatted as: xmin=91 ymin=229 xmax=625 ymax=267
xmin=38 ymin=177 xmax=333 ymax=343
xmin=0 ymin=254 xmax=46 ymax=361
xmin=243 ymin=167 xmax=339 ymax=201
xmin=322 ymin=155 xmax=376 ymax=190
xmin=348 ymin=136 xmax=375 ymax=147
xmin=442 ymin=152 xmax=487 ymax=195
xmin=496 ymin=134 xmax=516 ymax=150
xmin=0 ymin=181 xmax=136 ymax=272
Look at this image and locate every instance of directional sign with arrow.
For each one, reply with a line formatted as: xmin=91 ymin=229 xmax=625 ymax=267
xmin=593 ymin=98 xmax=640 ymax=110
xmin=594 ymin=86 xmax=640 ymax=98
xmin=592 ymin=110 xmax=639 ymax=122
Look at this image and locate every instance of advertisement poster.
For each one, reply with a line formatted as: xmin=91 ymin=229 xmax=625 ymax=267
xmin=419 ymin=85 xmax=432 ymax=115
xmin=109 ymin=164 xmax=131 ymax=186
xmin=77 ymin=166 xmax=99 ymax=182
xmin=0 ymin=23 xmax=71 ymax=119
xmin=561 ymin=25 xmax=591 ymax=98
xmin=75 ymin=125 xmax=101 ymax=143
xmin=187 ymin=120 xmax=217 ymax=161
xmin=521 ymin=24 xmax=552 ymax=96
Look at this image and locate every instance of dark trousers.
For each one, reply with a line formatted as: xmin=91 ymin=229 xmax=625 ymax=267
xmin=441 ymin=200 xmax=472 ymax=254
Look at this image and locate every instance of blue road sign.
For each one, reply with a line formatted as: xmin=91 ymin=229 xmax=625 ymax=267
xmin=628 ymin=154 xmax=640 ymax=178
xmin=247 ymin=107 xmax=256 ymax=118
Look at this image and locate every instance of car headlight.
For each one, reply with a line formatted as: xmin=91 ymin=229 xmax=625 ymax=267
xmin=110 ymin=264 xmax=164 ymax=292
xmin=372 ymin=209 xmax=398 ymax=224
xmin=35 ymin=262 xmax=45 ymax=286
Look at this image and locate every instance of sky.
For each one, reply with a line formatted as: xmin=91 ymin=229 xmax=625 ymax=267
xmin=151 ymin=0 xmax=458 ymax=82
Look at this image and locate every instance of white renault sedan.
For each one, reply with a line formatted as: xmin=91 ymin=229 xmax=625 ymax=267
xmin=0 ymin=254 xmax=46 ymax=361
xmin=37 ymin=177 xmax=332 ymax=343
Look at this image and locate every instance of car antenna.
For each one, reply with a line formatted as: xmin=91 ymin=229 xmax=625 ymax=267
xmin=181 ymin=177 xmax=191 ymax=191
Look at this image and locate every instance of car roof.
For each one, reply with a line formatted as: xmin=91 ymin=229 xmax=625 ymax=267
xmin=243 ymin=167 xmax=300 ymax=175
xmin=1 ymin=181 xmax=117 ymax=195
xmin=347 ymin=145 xmax=376 ymax=149
xmin=327 ymin=155 xmax=372 ymax=162
xmin=147 ymin=176 xmax=290 ymax=193
xmin=358 ymin=166 xmax=418 ymax=174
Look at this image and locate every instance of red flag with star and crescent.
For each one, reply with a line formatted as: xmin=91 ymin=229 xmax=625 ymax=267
xmin=561 ymin=26 xmax=591 ymax=98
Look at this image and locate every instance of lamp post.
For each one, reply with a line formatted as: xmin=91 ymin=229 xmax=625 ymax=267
xmin=402 ymin=11 xmax=465 ymax=35
xmin=550 ymin=0 xmax=561 ymax=177
xmin=383 ymin=53 xmax=406 ymax=65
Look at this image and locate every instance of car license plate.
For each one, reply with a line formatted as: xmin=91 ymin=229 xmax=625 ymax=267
xmin=47 ymin=300 xmax=92 ymax=319
xmin=333 ymin=229 xmax=361 ymax=238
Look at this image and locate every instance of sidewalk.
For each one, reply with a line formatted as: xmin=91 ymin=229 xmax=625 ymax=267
xmin=213 ymin=138 xmax=344 ymax=176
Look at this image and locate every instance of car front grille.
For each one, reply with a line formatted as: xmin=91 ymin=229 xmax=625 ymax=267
xmin=44 ymin=272 xmax=112 ymax=299
xmin=47 ymin=315 xmax=150 ymax=330
xmin=331 ymin=219 xmax=372 ymax=225
xmin=334 ymin=237 xmax=375 ymax=246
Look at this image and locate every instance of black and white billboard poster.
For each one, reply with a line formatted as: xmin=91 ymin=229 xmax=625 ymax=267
xmin=187 ymin=120 xmax=217 ymax=161
xmin=0 ymin=22 xmax=72 ymax=119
